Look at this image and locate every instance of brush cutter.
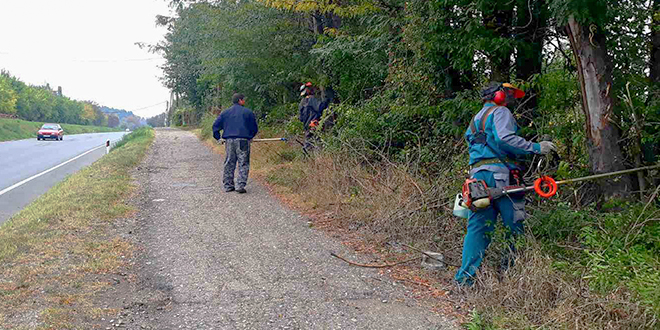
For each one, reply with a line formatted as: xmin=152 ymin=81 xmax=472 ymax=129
xmin=454 ymin=164 xmax=660 ymax=218
xmin=218 ymin=137 xmax=287 ymax=144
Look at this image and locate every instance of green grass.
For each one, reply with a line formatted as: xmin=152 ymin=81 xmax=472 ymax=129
xmin=0 ymin=117 xmax=120 ymax=142
xmin=0 ymin=127 xmax=154 ymax=328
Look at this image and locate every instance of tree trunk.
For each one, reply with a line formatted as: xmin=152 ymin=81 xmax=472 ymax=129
xmin=515 ymin=0 xmax=547 ymax=126
xmin=651 ymin=0 xmax=660 ymax=85
xmin=566 ymin=16 xmax=632 ymax=196
xmin=515 ymin=0 xmax=546 ymax=81
xmin=647 ymin=0 xmax=660 ymax=186
xmin=484 ymin=4 xmax=513 ymax=82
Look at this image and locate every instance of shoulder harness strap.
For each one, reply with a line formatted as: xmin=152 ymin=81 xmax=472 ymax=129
xmin=470 ymin=106 xmax=499 ymax=134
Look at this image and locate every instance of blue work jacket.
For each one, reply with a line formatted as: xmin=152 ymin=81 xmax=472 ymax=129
xmin=465 ymin=103 xmax=541 ymax=173
xmin=212 ymin=104 xmax=259 ymax=140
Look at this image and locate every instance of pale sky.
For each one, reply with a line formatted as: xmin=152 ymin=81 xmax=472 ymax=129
xmin=0 ymin=0 xmax=173 ymax=118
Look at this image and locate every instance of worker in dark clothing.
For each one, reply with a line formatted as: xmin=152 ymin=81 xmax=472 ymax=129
xmin=455 ymin=82 xmax=557 ymax=285
xmin=212 ymin=93 xmax=259 ymax=194
xmin=299 ymin=82 xmax=324 ymax=152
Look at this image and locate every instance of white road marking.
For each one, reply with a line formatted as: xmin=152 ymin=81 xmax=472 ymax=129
xmin=0 ymin=144 xmax=106 ymax=196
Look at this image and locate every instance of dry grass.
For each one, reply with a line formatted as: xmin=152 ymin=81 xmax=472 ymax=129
xmin=0 ymin=128 xmax=154 ymax=328
xmin=198 ymin=129 xmax=659 ymax=329
xmin=468 ymin=242 xmax=657 ymax=329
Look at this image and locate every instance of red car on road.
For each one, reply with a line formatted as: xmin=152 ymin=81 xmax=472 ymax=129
xmin=37 ymin=123 xmax=64 ymax=141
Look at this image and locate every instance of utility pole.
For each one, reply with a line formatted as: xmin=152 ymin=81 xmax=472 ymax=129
xmin=164 ymin=101 xmax=169 ymax=127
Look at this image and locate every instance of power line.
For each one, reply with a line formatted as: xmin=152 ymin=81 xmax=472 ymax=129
xmin=127 ymin=101 xmax=168 ymax=113
xmin=0 ymin=51 xmax=162 ymax=63
xmin=72 ymin=57 xmax=163 ymax=63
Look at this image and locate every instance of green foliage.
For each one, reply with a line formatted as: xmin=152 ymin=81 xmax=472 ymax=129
xmin=548 ymin=0 xmax=608 ymax=25
xmin=529 ymin=199 xmax=660 ymax=314
xmin=464 ymin=310 xmax=497 ymax=330
xmin=0 ymin=71 xmax=113 ymax=126
xmin=160 ymin=0 xmax=660 ymax=326
xmin=0 ymin=118 xmax=119 ymax=142
xmin=157 ymin=1 xmax=314 ymax=124
xmin=311 ymin=15 xmax=392 ymax=103
xmin=199 ymin=111 xmax=217 ymax=141
xmin=170 ymin=107 xmax=197 ymax=127
xmin=263 ymin=103 xmax=298 ymax=125
xmin=0 ymin=75 xmax=18 ymax=115
xmin=325 ymin=89 xmax=479 ymax=170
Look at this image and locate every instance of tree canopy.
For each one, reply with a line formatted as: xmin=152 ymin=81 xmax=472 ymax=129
xmin=156 ymin=0 xmax=659 ymax=177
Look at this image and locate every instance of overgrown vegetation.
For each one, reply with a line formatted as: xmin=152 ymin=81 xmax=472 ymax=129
xmin=0 ymin=127 xmax=154 ymax=328
xmin=159 ymin=0 xmax=660 ymax=328
xmin=0 ymin=117 xmax=119 ymax=142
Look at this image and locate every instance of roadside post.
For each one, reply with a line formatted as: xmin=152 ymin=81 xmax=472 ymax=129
xmin=106 ymin=140 xmax=110 ymax=154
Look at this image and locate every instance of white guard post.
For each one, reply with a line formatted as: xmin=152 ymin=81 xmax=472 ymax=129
xmin=106 ymin=140 xmax=110 ymax=154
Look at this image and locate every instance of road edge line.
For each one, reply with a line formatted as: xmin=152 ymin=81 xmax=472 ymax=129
xmin=0 ymin=144 xmax=106 ymax=196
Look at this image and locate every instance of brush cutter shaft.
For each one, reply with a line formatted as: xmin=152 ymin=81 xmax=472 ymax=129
xmin=219 ymin=137 xmax=286 ymax=144
xmin=252 ymin=138 xmax=287 ymax=142
xmin=554 ymin=164 xmax=660 ymax=185
xmin=498 ymin=164 xmax=660 ymax=198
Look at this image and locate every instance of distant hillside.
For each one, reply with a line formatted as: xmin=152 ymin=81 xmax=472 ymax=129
xmin=100 ymin=106 xmax=147 ymax=130
xmin=99 ymin=106 xmax=136 ymax=122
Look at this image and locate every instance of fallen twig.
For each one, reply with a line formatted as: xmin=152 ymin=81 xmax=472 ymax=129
xmin=330 ymin=253 xmax=420 ymax=268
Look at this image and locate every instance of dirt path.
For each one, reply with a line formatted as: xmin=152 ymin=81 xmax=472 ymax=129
xmin=118 ymin=128 xmax=456 ymax=329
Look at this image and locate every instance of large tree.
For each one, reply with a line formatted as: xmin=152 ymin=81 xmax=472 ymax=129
xmin=652 ymin=0 xmax=660 ymax=87
xmin=559 ymin=0 xmax=632 ymax=195
xmin=515 ymin=0 xmax=548 ymax=126
xmin=483 ymin=1 xmax=515 ymax=82
xmin=0 ymin=75 xmax=17 ymax=115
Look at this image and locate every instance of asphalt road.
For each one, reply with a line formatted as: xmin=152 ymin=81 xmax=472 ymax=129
xmin=0 ymin=131 xmax=127 ymax=225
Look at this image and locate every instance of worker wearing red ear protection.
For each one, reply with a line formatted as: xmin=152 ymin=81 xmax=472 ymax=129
xmin=455 ymin=82 xmax=557 ymax=285
xmin=299 ymin=82 xmax=323 ymax=152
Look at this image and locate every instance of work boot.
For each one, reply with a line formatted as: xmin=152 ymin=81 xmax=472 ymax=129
xmin=225 ymin=187 xmax=235 ymax=192
xmin=236 ymin=188 xmax=246 ymax=194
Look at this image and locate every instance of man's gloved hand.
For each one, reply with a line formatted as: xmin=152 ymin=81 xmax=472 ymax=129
xmin=539 ymin=141 xmax=557 ymax=154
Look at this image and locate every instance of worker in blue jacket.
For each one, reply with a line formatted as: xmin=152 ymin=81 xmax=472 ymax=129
xmin=455 ymin=82 xmax=557 ymax=285
xmin=212 ymin=93 xmax=259 ymax=194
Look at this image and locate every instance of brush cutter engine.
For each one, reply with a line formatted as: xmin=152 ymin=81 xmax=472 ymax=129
xmin=461 ymin=178 xmax=491 ymax=211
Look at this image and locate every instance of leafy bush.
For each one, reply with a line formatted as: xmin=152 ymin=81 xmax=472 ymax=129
xmin=263 ymin=103 xmax=298 ymax=125
xmin=199 ymin=111 xmax=217 ymax=141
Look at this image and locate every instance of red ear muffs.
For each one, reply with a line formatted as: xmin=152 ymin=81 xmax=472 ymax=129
xmin=493 ymin=90 xmax=506 ymax=105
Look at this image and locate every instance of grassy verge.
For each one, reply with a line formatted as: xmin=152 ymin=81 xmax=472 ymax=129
xmin=197 ymin=118 xmax=660 ymax=329
xmin=0 ymin=117 xmax=120 ymax=142
xmin=0 ymin=127 xmax=154 ymax=328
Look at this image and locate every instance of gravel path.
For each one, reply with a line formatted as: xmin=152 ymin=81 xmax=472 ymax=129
xmin=123 ymin=128 xmax=457 ymax=330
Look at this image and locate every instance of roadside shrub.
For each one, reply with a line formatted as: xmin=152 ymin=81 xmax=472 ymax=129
xmin=170 ymin=107 xmax=197 ymax=127
xmin=263 ymin=103 xmax=297 ymax=125
xmin=199 ymin=111 xmax=216 ymax=141
xmin=467 ymin=192 xmax=660 ymax=329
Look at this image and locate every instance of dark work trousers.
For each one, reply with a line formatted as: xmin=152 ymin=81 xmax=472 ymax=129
xmin=223 ymin=138 xmax=251 ymax=190
xmin=455 ymin=170 xmax=525 ymax=285
xmin=303 ymin=129 xmax=319 ymax=154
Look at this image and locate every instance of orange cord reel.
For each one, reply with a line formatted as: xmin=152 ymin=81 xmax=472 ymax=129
xmin=534 ymin=176 xmax=557 ymax=198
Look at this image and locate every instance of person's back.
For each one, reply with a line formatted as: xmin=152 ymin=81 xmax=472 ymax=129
xmin=212 ymin=93 xmax=258 ymax=194
xmin=455 ymin=82 xmax=556 ymax=286
xmin=216 ymin=104 xmax=258 ymax=140
xmin=298 ymin=96 xmax=321 ymax=129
